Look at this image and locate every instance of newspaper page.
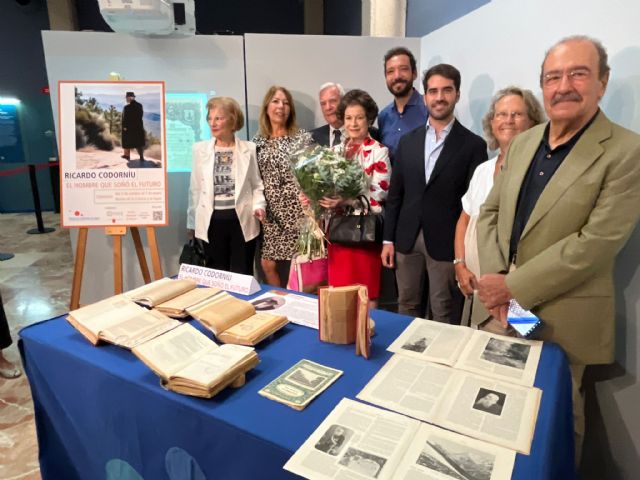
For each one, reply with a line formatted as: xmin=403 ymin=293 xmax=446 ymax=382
xmin=357 ymin=354 xmax=455 ymax=423
xmin=250 ymin=290 xmax=319 ymax=329
xmin=284 ymin=398 xmax=420 ymax=480
xmin=433 ymin=373 xmax=542 ymax=454
xmin=132 ymin=323 xmax=217 ymax=378
xmin=455 ymin=330 xmax=543 ymax=387
xmin=387 ymin=318 xmax=474 ymax=366
xmin=259 ymin=359 xmax=342 ymax=410
xmin=394 ymin=423 xmax=516 ymax=480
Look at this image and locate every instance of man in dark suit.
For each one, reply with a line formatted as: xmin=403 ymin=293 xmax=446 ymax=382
xmin=311 ymin=82 xmax=379 ymax=146
xmin=381 ymin=64 xmax=487 ymax=324
xmin=121 ymin=91 xmax=146 ymax=161
xmin=311 ymin=83 xmax=345 ymax=147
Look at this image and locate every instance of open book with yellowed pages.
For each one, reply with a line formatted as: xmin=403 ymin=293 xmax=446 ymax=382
xmin=66 ymin=295 xmax=181 ymax=348
xmin=187 ymin=291 xmax=289 ymax=346
xmin=124 ymin=277 xmax=198 ymax=308
xmin=154 ymin=286 xmax=221 ymax=318
xmin=132 ymin=323 xmax=259 ymax=398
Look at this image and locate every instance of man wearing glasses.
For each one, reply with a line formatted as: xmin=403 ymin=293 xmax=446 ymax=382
xmin=475 ymin=36 xmax=640 ymax=464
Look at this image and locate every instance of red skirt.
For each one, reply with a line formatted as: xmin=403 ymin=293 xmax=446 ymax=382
xmin=328 ymin=243 xmax=382 ymax=299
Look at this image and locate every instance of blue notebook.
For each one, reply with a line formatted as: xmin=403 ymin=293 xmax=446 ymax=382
xmin=507 ymin=299 xmax=542 ymax=337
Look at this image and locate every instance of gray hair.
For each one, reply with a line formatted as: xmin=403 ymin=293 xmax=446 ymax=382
xmin=318 ymin=82 xmax=345 ymax=97
xmin=540 ymin=35 xmax=610 ymax=86
xmin=482 ymin=86 xmax=546 ymax=151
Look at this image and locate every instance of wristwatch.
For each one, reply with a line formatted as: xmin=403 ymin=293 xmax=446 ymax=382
xmin=453 ymin=258 xmax=466 ymax=265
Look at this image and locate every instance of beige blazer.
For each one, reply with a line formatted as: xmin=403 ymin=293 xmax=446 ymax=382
xmin=187 ymin=137 xmax=266 ymax=242
xmin=476 ymin=111 xmax=640 ymax=364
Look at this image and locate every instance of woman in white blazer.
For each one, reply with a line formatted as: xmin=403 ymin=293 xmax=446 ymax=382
xmin=187 ymin=97 xmax=266 ymax=274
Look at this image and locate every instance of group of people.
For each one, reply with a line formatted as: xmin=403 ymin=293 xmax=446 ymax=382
xmin=187 ymin=35 xmax=640 ymax=464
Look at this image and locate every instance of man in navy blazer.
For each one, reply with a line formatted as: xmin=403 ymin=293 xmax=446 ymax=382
xmin=382 ymin=64 xmax=487 ymax=324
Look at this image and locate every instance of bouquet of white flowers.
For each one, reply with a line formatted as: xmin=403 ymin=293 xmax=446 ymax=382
xmin=290 ymin=143 xmax=365 ymax=258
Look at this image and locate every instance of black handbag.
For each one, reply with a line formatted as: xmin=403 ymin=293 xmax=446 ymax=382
xmin=179 ymin=238 xmax=207 ymax=267
xmin=327 ymin=196 xmax=384 ymax=246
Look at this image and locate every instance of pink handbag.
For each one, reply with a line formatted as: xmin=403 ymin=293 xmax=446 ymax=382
xmin=287 ymin=255 xmax=328 ymax=293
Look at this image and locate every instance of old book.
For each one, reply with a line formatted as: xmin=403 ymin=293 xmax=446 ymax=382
xmin=259 ymin=359 xmax=343 ymax=410
xmin=66 ymin=295 xmax=181 ymax=348
xmin=284 ymin=398 xmax=516 ymax=480
xmin=187 ymin=291 xmax=289 ymax=346
xmin=318 ymin=285 xmax=370 ymax=358
xmin=155 ymin=286 xmax=221 ymax=318
xmin=124 ymin=277 xmax=198 ymax=307
xmin=132 ymin=323 xmax=259 ymax=398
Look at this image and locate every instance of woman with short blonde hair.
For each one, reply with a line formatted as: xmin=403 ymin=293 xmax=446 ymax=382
xmin=187 ymin=96 xmax=266 ymax=274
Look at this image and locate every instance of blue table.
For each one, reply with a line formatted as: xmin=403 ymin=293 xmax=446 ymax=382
xmin=19 ymin=288 xmax=575 ymax=480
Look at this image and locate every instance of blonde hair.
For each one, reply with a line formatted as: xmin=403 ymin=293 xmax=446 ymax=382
xmin=258 ymin=86 xmax=299 ymax=138
xmin=206 ymin=96 xmax=244 ymax=132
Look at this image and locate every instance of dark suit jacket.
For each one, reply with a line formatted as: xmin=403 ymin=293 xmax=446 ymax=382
xmin=383 ymin=119 xmax=487 ymax=261
xmin=310 ymin=124 xmax=381 ymax=146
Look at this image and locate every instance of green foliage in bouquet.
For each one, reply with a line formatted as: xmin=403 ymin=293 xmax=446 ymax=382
xmin=291 ymin=144 xmax=365 ymax=204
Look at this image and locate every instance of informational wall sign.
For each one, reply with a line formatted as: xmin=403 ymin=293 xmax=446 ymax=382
xmin=0 ymin=103 xmax=24 ymax=164
xmin=58 ymin=81 xmax=167 ymax=227
xmin=165 ymin=92 xmax=210 ymax=172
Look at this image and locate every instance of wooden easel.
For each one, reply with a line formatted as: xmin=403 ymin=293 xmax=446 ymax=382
xmin=69 ymin=226 xmax=163 ymax=310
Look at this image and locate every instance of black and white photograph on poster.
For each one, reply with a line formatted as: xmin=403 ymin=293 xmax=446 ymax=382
xmin=338 ymin=447 xmax=387 ymax=478
xmin=59 ymin=81 xmax=167 ymax=227
xmin=314 ymin=425 xmax=353 ymax=456
xmin=251 ymin=295 xmax=286 ymax=311
xmin=416 ymin=437 xmax=495 ymax=480
xmin=401 ymin=333 xmax=431 ymax=353
xmin=472 ymin=388 xmax=506 ymax=416
xmin=73 ymin=84 xmax=163 ymax=169
xmin=480 ymin=337 xmax=530 ymax=370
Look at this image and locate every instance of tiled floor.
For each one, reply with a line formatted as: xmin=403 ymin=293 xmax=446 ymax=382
xmin=0 ymin=212 xmax=74 ymax=480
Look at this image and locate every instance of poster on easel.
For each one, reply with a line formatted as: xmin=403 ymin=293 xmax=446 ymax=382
xmin=58 ymin=81 xmax=168 ymax=227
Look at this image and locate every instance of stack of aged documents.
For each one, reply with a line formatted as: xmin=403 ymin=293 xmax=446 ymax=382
xmin=285 ymin=318 xmax=546 ymax=479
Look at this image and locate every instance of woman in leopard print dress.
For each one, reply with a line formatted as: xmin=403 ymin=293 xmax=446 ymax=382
xmin=253 ymin=86 xmax=309 ymax=286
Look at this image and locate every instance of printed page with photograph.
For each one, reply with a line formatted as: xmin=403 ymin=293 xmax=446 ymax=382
xmin=455 ymin=330 xmax=543 ymax=386
xmin=124 ymin=277 xmax=198 ymax=307
xmin=259 ymin=359 xmax=342 ymax=410
xmin=250 ymin=290 xmax=319 ymax=329
xmin=155 ymin=286 xmax=222 ymax=318
xmin=66 ymin=294 xmax=181 ymax=348
xmin=394 ymin=423 xmax=516 ymax=480
xmin=433 ymin=373 xmax=542 ymax=454
xmin=387 ymin=318 xmax=474 ymax=366
xmin=357 ymin=354 xmax=455 ymax=423
xmin=284 ymin=398 xmax=420 ymax=480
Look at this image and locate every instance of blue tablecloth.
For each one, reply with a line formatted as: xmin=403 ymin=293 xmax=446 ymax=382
xmin=19 ymin=288 xmax=575 ymax=480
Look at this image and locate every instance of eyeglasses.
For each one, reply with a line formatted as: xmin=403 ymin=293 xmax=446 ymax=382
xmin=542 ymin=68 xmax=591 ymax=87
xmin=493 ymin=111 xmax=526 ymax=121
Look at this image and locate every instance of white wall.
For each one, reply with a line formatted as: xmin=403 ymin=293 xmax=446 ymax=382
xmin=244 ymin=34 xmax=421 ymax=138
xmin=42 ymin=32 xmax=247 ymax=303
xmin=419 ymin=0 xmax=640 ymax=476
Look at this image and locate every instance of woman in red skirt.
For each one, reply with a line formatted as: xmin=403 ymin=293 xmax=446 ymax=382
xmin=319 ymin=90 xmax=391 ymax=308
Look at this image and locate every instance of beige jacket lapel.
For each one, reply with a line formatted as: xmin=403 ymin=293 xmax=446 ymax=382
xmin=519 ymin=112 xmax=611 ymax=242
